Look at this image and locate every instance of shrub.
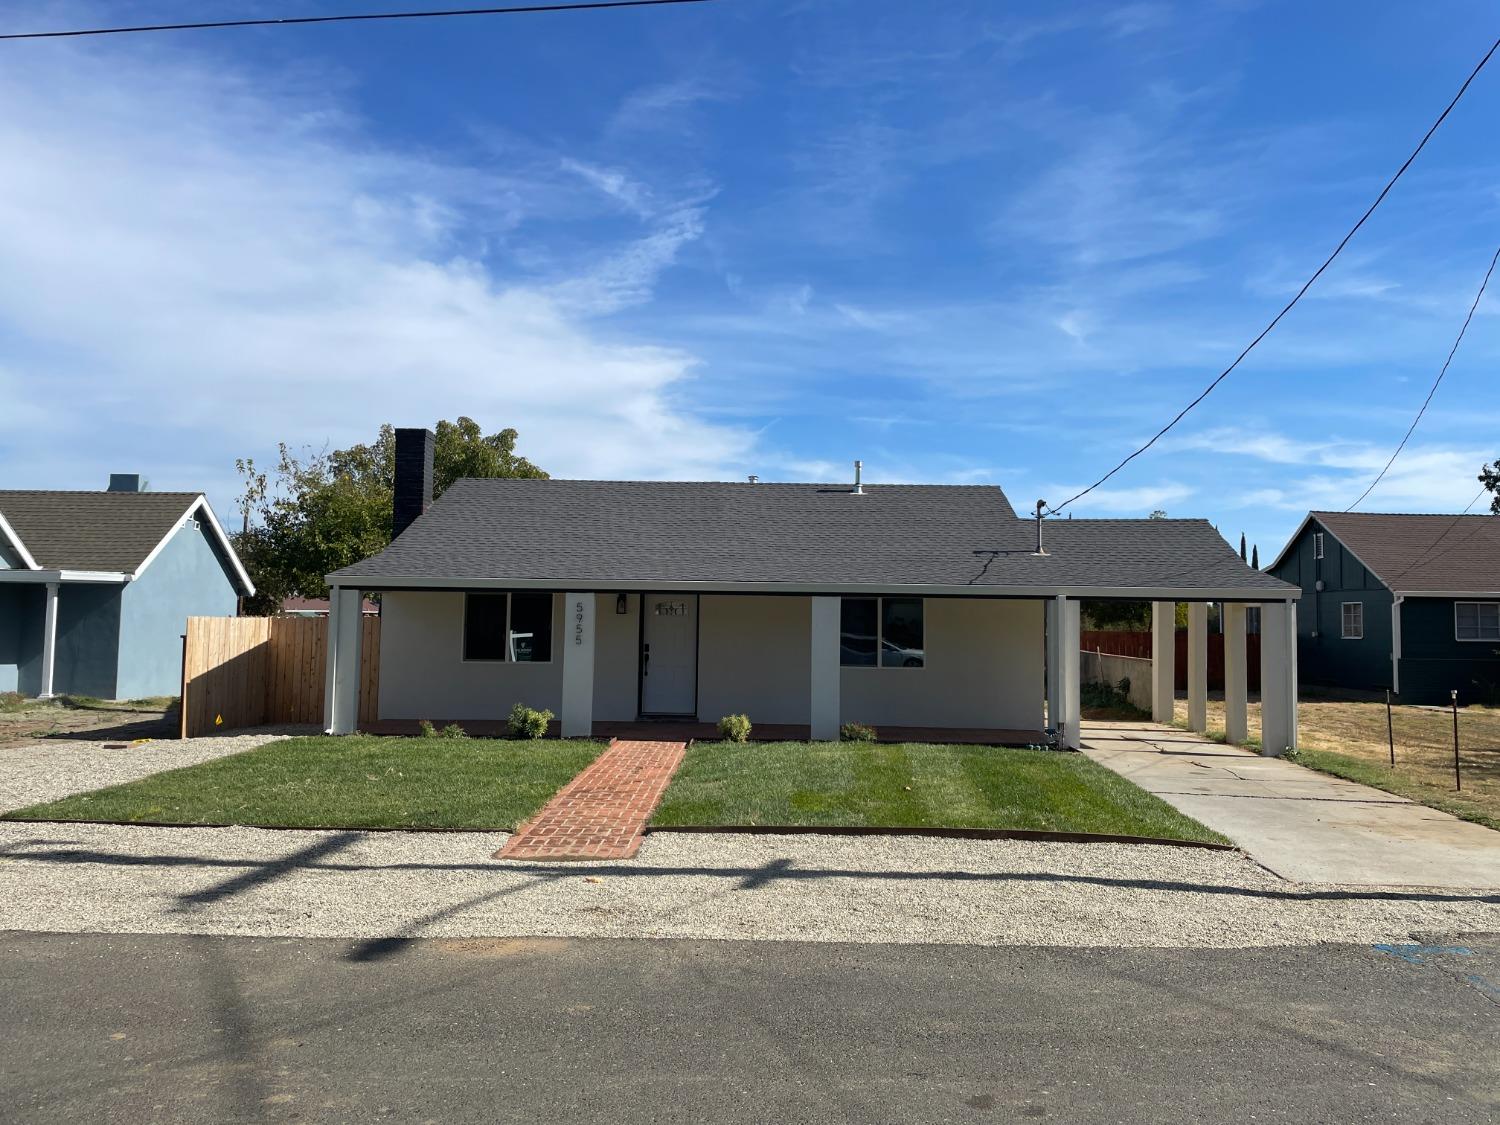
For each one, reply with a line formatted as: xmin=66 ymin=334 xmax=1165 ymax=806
xmin=840 ymin=721 xmax=877 ymax=742
xmin=717 ymin=714 xmax=752 ymax=742
xmin=508 ymin=703 xmax=554 ymax=740
xmin=418 ymin=719 xmax=437 ymax=738
xmin=438 ymin=723 xmax=469 ymax=740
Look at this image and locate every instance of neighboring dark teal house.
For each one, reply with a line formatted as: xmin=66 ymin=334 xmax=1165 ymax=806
xmin=0 ymin=477 xmax=253 ymax=700
xmin=1269 ymin=511 xmax=1500 ymax=704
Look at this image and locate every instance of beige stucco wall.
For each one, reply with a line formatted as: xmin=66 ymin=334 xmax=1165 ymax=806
xmin=377 ymin=591 xmax=565 ymax=720
xmin=839 ymin=597 xmax=1044 ymax=730
xmin=697 ymin=594 xmax=812 ymax=724
xmin=592 ymin=592 xmax=640 ymax=721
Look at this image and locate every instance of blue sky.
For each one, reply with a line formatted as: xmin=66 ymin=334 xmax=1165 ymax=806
xmin=1 ymin=0 xmax=1497 ymax=560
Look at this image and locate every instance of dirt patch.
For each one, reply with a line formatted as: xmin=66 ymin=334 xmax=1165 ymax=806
xmin=1175 ymin=696 xmax=1500 ymax=822
xmin=0 ymin=699 xmax=178 ymax=750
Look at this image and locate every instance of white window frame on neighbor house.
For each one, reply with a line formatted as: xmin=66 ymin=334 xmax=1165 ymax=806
xmin=839 ymin=596 xmax=926 ymax=669
xmin=1314 ymin=532 xmax=1325 ymax=560
xmin=1454 ymin=601 xmax=1500 ymax=642
xmin=1341 ymin=601 xmax=1363 ymax=640
xmin=461 ymin=591 xmax=556 ymax=663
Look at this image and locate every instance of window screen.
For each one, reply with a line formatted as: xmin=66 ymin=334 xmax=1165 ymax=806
xmin=463 ymin=593 xmax=509 ymax=661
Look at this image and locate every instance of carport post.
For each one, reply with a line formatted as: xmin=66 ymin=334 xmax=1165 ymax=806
xmin=1150 ymin=601 xmax=1174 ymax=723
xmin=1059 ymin=597 xmax=1081 ymax=749
xmin=809 ymin=596 xmax=840 ymax=741
xmin=37 ymin=581 xmax=60 ymax=699
xmin=1045 ymin=597 xmax=1064 ymax=737
xmin=325 ymin=586 xmax=363 ymax=735
xmin=1187 ymin=602 xmax=1208 ymax=733
xmin=1258 ymin=599 xmax=1296 ymax=756
xmin=1223 ymin=603 xmax=1248 ymax=744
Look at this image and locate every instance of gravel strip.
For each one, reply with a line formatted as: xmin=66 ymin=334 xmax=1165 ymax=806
xmin=0 ymin=823 xmax=1494 ymax=948
xmin=0 ymin=726 xmax=318 ymax=812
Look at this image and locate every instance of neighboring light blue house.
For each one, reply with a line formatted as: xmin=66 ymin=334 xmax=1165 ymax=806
xmin=0 ymin=475 xmax=254 ymax=700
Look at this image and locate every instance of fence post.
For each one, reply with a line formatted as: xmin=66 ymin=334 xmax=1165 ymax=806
xmin=1451 ymin=689 xmax=1461 ymax=791
xmin=178 ymin=632 xmax=188 ymax=740
xmin=1385 ymin=689 xmax=1394 ymax=768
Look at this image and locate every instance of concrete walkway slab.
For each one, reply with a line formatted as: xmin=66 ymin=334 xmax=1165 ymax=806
xmin=1082 ymin=721 xmax=1500 ymax=890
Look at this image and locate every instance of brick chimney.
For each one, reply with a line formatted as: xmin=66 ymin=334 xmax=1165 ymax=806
xmin=392 ymin=427 xmax=434 ymax=540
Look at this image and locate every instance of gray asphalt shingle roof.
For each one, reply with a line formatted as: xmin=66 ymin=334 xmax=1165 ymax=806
xmin=1309 ymin=511 xmax=1500 ymax=595
xmin=0 ymin=490 xmax=203 ymax=572
xmin=331 ymin=479 xmax=1295 ymax=595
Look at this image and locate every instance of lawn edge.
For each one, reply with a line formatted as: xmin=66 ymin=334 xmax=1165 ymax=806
xmin=645 ymin=824 xmax=1235 ymax=850
xmin=0 ymin=814 xmax=518 ymax=834
xmin=1288 ymin=747 xmax=1500 ymax=834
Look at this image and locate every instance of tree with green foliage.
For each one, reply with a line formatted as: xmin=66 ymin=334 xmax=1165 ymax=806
xmin=1481 ymin=460 xmax=1500 ymax=514
xmin=233 ymin=418 xmax=546 ymax=614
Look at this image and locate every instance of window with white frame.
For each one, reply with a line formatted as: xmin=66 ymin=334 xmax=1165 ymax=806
xmin=1455 ymin=601 xmax=1500 ymax=642
xmin=840 ymin=597 xmax=925 ymax=668
xmin=1313 ymin=531 xmax=1325 ymax=560
xmin=463 ymin=592 xmax=554 ymax=662
xmin=1340 ymin=601 xmax=1363 ymax=640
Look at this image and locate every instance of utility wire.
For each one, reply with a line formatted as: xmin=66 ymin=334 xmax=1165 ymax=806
xmin=1383 ymin=485 xmax=1490 ymax=588
xmin=1047 ymin=34 xmax=1500 ymax=516
xmin=1346 ymin=245 xmax=1499 ymax=511
xmin=0 ymin=0 xmax=713 ymax=41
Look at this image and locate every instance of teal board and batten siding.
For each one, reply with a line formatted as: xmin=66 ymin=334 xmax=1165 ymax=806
xmin=1398 ymin=597 xmax=1500 ymax=705
xmin=116 ymin=519 xmax=239 ymax=699
xmin=1271 ymin=519 xmax=1394 ymax=692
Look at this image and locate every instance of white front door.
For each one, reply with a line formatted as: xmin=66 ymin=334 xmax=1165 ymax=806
xmin=640 ymin=595 xmax=698 ymax=715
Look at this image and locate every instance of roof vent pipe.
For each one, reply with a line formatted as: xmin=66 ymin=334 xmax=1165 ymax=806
xmin=853 ymin=460 xmax=864 ymax=495
xmin=748 ymin=474 xmax=759 ymax=484
xmin=1034 ymin=499 xmax=1047 ymax=555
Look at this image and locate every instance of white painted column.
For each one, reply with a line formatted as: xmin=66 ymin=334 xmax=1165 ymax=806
xmin=560 ymin=593 xmax=596 ymax=738
xmin=1150 ymin=601 xmax=1175 ymax=723
xmin=1187 ymin=602 xmax=1208 ymax=733
xmin=38 ymin=581 xmax=60 ymax=699
xmin=327 ymin=587 xmax=363 ymax=735
xmin=1259 ymin=600 xmax=1296 ymax=756
xmin=809 ymin=596 xmax=841 ymax=741
xmin=1223 ymin=602 xmax=1248 ymax=744
xmin=1045 ymin=597 xmax=1064 ymax=736
xmin=1060 ymin=597 xmax=1082 ymax=749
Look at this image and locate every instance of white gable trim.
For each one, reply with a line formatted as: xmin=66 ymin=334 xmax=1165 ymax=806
xmin=0 ymin=510 xmax=40 ymax=570
xmin=132 ymin=495 xmax=256 ymax=597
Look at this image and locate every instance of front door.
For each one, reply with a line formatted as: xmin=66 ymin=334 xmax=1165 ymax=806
xmin=640 ymin=595 xmax=698 ymax=716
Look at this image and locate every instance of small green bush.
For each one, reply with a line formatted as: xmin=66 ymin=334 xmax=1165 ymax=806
xmin=418 ymin=719 xmax=437 ymax=738
xmin=439 ymin=723 xmax=469 ymax=740
xmin=717 ymin=714 xmax=752 ymax=742
xmin=840 ymin=722 xmax=877 ymax=742
xmin=508 ymin=703 xmax=554 ymax=740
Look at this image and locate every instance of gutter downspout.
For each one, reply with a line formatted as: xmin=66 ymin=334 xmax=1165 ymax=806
xmin=1391 ymin=594 xmax=1404 ymax=696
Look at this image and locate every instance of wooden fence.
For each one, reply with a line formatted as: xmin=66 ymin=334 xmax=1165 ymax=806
xmin=180 ymin=615 xmax=380 ymax=737
xmin=1080 ymin=629 xmax=1261 ymax=692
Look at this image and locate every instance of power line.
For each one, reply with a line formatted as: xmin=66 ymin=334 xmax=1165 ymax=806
xmin=1047 ymin=34 xmax=1500 ymax=516
xmin=1383 ymin=486 xmax=1490 ymax=588
xmin=0 ymin=0 xmax=714 ymax=41
xmin=1346 ymin=245 xmax=1499 ymax=511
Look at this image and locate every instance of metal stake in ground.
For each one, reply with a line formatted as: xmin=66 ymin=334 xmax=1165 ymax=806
xmin=1386 ymin=689 xmax=1395 ymax=768
xmin=1451 ymin=689 xmax=1461 ymax=791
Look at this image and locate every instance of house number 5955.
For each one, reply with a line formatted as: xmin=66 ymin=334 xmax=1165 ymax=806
xmin=574 ymin=601 xmax=585 ymax=645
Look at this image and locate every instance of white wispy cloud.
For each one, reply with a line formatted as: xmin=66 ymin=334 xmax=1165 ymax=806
xmin=0 ymin=33 xmax=751 ymax=509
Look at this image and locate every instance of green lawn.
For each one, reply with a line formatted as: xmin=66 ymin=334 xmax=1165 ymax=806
xmin=652 ymin=741 xmax=1228 ymax=843
xmin=3 ymin=736 xmax=606 ymax=830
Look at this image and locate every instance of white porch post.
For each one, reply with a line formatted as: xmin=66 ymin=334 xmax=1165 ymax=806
xmin=1045 ymin=597 xmax=1064 ymax=736
xmin=1059 ymin=597 xmax=1081 ymax=749
xmin=37 ymin=581 xmax=60 ymax=699
xmin=1150 ymin=601 xmax=1175 ymax=723
xmin=1187 ymin=602 xmax=1208 ymax=733
xmin=809 ymin=596 xmax=841 ymax=741
xmin=1259 ymin=599 xmax=1297 ymax=756
xmin=326 ymin=587 xmax=363 ymax=735
xmin=561 ymin=593 xmax=596 ymax=737
xmin=1223 ymin=602 xmax=1248 ymax=744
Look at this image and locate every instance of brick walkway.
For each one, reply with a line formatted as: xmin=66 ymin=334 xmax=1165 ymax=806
xmin=496 ymin=739 xmax=687 ymax=861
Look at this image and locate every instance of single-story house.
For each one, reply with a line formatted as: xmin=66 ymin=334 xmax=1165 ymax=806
xmin=0 ymin=476 xmax=254 ymax=699
xmin=280 ymin=596 xmax=380 ymax=617
xmin=1269 ymin=510 xmax=1500 ymax=704
xmin=323 ymin=430 xmax=1303 ymax=751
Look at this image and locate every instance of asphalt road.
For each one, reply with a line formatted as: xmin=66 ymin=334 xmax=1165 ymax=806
xmin=2 ymin=932 xmax=1496 ymax=1124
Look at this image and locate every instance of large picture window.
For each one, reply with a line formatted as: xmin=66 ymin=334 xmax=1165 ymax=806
xmin=840 ymin=597 xmax=924 ymax=668
xmin=1455 ymin=601 xmax=1500 ymax=642
xmin=464 ymin=592 xmax=554 ymax=662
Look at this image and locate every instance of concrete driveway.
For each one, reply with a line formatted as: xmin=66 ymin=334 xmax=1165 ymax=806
xmin=1083 ymin=721 xmax=1500 ymax=890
